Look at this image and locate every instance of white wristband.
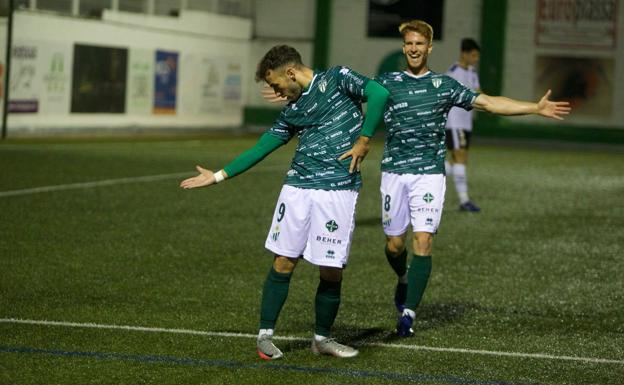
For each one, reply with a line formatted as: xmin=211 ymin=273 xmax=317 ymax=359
xmin=214 ymin=170 xmax=225 ymax=183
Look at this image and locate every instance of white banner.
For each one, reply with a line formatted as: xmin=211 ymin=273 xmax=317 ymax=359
xmin=10 ymin=43 xmax=40 ymax=113
xmin=126 ymin=48 xmax=154 ymax=115
xmin=536 ymin=0 xmax=618 ymax=49
xmin=38 ymin=41 xmax=72 ymax=114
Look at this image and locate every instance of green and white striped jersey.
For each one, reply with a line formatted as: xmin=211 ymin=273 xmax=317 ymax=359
xmin=267 ymin=66 xmax=369 ymax=191
xmin=375 ymin=71 xmax=479 ymax=175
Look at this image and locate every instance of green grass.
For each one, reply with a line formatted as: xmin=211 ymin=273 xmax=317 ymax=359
xmin=1 ymin=136 xmax=623 ymax=385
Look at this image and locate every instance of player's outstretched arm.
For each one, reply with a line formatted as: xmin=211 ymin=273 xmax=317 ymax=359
xmin=180 ymin=166 xmax=227 ymax=189
xmin=179 ymin=133 xmax=285 ymax=190
xmin=339 ymin=80 xmax=389 ymax=173
xmin=473 ymin=89 xmax=571 ymax=120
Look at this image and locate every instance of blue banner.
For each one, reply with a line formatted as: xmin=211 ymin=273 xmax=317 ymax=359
xmin=154 ymin=50 xmax=178 ymax=114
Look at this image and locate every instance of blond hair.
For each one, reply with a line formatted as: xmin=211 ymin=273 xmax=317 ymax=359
xmin=398 ymin=20 xmax=433 ymax=44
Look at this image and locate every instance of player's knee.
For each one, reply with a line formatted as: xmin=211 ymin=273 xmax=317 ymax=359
xmin=454 ymin=149 xmax=468 ymax=164
xmin=319 ymin=266 xmax=342 ymax=282
xmin=273 ymin=255 xmax=298 ymax=273
xmin=413 ymin=232 xmax=433 ymax=255
xmin=386 ymin=236 xmax=406 ymax=256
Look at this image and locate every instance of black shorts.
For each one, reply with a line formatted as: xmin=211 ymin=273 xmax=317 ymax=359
xmin=445 ymin=129 xmax=472 ymax=150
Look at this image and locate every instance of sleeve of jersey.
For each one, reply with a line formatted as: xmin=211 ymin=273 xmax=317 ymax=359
xmin=336 ymin=66 xmax=369 ymax=100
xmin=360 ymin=80 xmax=389 ymax=137
xmin=450 ymin=77 xmax=480 ymax=111
xmin=222 ymin=132 xmax=286 ymax=178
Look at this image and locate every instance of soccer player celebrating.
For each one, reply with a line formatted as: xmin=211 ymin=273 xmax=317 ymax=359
xmin=180 ymin=45 xmax=389 ymax=358
xmin=344 ymin=20 xmax=570 ymax=337
xmin=445 ymin=38 xmax=482 ymax=212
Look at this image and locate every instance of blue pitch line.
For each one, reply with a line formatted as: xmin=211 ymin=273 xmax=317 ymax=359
xmin=0 ymin=345 xmax=541 ymax=385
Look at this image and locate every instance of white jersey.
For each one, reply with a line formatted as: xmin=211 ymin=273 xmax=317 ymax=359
xmin=445 ymin=63 xmax=480 ymax=131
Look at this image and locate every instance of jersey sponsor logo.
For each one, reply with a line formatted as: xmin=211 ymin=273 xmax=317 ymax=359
xmin=409 ymin=89 xmax=427 ymax=95
xmin=305 ymin=103 xmax=318 ymax=115
xmin=316 ymin=235 xmax=343 ymax=245
xmin=332 ymin=110 xmax=348 ymax=122
xmin=325 ymin=249 xmax=336 ymax=259
xmin=392 ymin=102 xmax=408 ymax=110
xmin=425 ymin=217 xmax=434 ymax=226
xmin=423 ymin=192 xmax=434 ymax=203
xmin=315 ymin=170 xmax=335 ymax=177
xmin=325 ymin=220 xmax=339 ymax=232
xmin=417 ymin=207 xmax=440 ymax=214
xmin=432 ymin=78 xmax=442 ymax=88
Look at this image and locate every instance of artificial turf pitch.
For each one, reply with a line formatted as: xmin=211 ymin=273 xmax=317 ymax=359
xmin=1 ymin=135 xmax=622 ymax=385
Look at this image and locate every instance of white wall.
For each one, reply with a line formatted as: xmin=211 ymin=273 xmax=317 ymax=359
xmin=329 ymin=0 xmax=482 ymax=76
xmin=502 ymin=1 xmax=623 ymax=128
xmin=246 ymin=0 xmax=482 ymax=110
xmin=6 ymin=9 xmax=251 ymax=133
xmin=247 ymin=0 xmax=314 ymax=109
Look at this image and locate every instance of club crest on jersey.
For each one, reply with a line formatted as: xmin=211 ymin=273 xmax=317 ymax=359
xmin=432 ymin=78 xmax=442 ymax=88
xmin=325 ymin=220 xmax=339 ymax=232
xmin=318 ymin=79 xmax=327 ymax=93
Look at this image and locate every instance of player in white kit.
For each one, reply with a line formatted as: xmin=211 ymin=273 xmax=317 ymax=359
xmin=445 ymin=38 xmax=482 ymax=212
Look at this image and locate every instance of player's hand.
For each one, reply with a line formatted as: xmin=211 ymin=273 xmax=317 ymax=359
xmin=536 ymin=89 xmax=571 ymax=120
xmin=180 ymin=165 xmax=217 ymax=189
xmin=338 ymin=136 xmax=371 ymax=173
xmin=261 ymin=84 xmax=288 ymax=103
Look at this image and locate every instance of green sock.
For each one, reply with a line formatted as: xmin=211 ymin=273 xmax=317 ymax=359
xmin=314 ymin=279 xmax=342 ymax=337
xmin=385 ymin=246 xmax=407 ymax=277
xmin=404 ymin=255 xmax=432 ymax=311
xmin=259 ymin=267 xmax=292 ymax=329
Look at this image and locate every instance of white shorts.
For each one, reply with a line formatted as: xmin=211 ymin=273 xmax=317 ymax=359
xmin=265 ymin=185 xmax=358 ymax=268
xmin=380 ymin=172 xmax=446 ymax=235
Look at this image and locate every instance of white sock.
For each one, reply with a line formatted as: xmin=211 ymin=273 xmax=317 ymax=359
xmin=445 ymin=160 xmax=452 ymax=175
xmin=314 ymin=334 xmax=328 ymax=342
xmin=452 ymin=163 xmax=469 ymax=204
xmin=258 ymin=328 xmax=274 ymax=338
xmin=402 ymin=308 xmax=416 ymax=319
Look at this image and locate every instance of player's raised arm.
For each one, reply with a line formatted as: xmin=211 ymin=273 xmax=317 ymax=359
xmin=339 ymin=80 xmax=390 ymax=173
xmin=472 ymin=89 xmax=571 ymax=120
xmin=179 ymin=133 xmax=286 ymax=189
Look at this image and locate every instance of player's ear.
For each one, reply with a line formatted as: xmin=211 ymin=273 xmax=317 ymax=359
xmin=427 ymin=43 xmax=433 ymax=54
xmin=285 ymin=67 xmax=296 ymax=81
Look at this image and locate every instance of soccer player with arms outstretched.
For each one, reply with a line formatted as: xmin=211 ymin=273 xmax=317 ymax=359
xmin=181 ymin=45 xmax=389 ymax=358
xmin=345 ymin=20 xmax=570 ymax=337
xmin=445 ymin=38 xmax=482 ymax=212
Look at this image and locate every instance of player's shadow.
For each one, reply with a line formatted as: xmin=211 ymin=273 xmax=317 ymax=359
xmin=276 ymin=302 xmax=479 ymax=353
xmin=351 ymin=302 xmax=479 ymax=345
xmin=355 ymin=216 xmax=381 ymax=227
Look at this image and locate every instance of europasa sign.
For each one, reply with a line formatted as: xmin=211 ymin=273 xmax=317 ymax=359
xmin=535 ymin=0 xmax=618 ymax=49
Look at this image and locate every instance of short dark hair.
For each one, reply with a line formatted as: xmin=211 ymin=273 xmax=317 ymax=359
xmin=461 ymin=38 xmax=480 ymax=52
xmin=255 ymin=45 xmax=303 ymax=82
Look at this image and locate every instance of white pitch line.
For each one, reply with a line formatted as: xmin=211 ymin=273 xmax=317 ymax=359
xmin=0 ymin=166 xmax=286 ymax=198
xmin=0 ymin=172 xmax=193 ymax=198
xmin=1 ymin=318 xmax=622 ymax=365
